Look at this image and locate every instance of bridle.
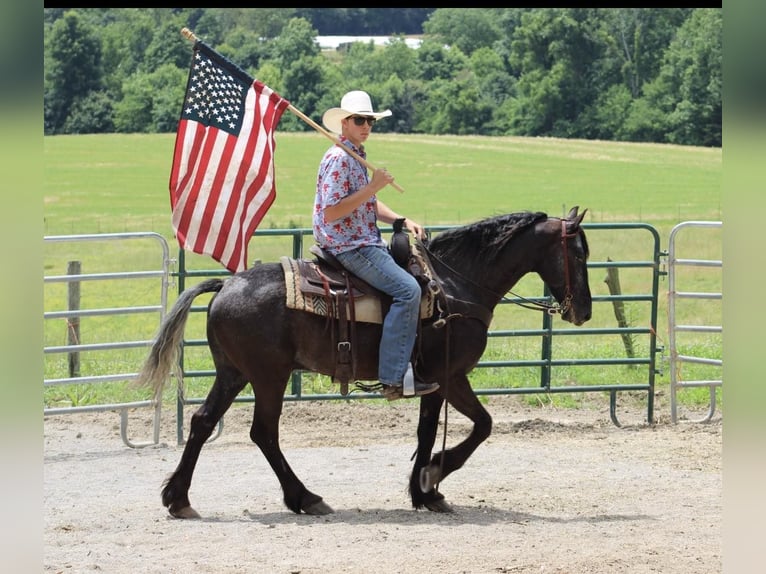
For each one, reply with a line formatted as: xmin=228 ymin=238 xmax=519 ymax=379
xmin=422 ymin=218 xmax=579 ymax=318
xmin=554 ymin=218 xmax=578 ymax=316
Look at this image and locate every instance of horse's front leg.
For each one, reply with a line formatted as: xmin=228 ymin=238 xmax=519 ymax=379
xmin=409 ymin=392 xmax=450 ymax=511
xmin=162 ymin=370 xmax=247 ymax=519
xmin=248 ymin=381 xmax=333 ymax=516
xmin=410 ymin=374 xmax=493 ymax=512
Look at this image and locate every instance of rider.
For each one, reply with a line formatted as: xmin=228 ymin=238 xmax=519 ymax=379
xmin=312 ymin=90 xmax=439 ymax=401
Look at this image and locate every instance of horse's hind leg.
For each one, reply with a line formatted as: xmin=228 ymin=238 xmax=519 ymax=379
xmin=161 ymin=366 xmax=247 ymax=519
xmin=248 ymin=377 xmax=334 ymax=516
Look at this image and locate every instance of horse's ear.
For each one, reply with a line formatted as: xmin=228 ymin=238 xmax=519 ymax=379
xmin=566 ymin=206 xmax=587 ymax=230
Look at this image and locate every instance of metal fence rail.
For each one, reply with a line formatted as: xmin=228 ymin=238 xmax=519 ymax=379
xmin=43 ymin=232 xmax=172 ymax=447
xmin=42 ymin=222 xmax=722 ymax=447
xmin=173 ymin=222 xmax=662 ymax=443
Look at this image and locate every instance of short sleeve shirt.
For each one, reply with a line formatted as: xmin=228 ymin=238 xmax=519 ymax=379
xmin=312 ymin=137 xmax=384 ymax=255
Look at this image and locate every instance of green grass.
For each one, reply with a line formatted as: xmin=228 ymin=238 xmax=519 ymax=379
xmin=43 ymin=133 xmax=722 ymax=414
xmin=43 ymin=132 xmax=722 ymax=239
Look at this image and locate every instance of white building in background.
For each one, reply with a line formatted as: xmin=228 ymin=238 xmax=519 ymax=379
xmin=316 ymin=36 xmax=423 ymax=51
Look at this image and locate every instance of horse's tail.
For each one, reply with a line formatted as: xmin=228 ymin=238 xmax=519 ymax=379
xmin=135 ymin=278 xmax=225 ymax=403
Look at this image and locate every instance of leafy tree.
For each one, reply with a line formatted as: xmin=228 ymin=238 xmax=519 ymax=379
xmin=217 ymin=27 xmax=273 ymax=73
xmin=337 ymin=40 xmax=378 ymax=84
xmin=199 ymin=8 xmax=297 ymax=42
xmin=44 ymin=8 xmax=67 ymax=26
xmin=280 ymin=56 xmax=327 ymax=132
xmin=44 ymin=10 xmax=104 ymax=134
xmin=589 ymin=84 xmax=633 ymax=141
xmin=271 ymin=17 xmax=320 ymax=67
xmin=620 ymin=96 xmax=668 ymax=143
xmin=598 ymin=9 xmax=691 ymax=98
xmin=148 ymin=64 xmax=189 ymax=133
xmin=624 ymin=9 xmax=721 ymax=146
xmin=294 ymin=8 xmax=433 ymax=35
xmin=362 ymin=8 xmax=436 ymax=35
xmin=415 ymin=38 xmax=469 ymax=82
xmin=262 ymin=17 xmax=324 ymax=131
xmin=62 ymin=91 xmax=114 ymax=134
xmin=184 ymin=8 xmax=225 ymax=45
xmin=99 ymin=10 xmax=157 ymax=98
xmin=492 ymin=8 xmax=534 ymax=68
xmin=255 ymin=61 xmax=285 ymax=96
xmin=376 ymin=76 xmax=425 ymax=134
xmin=470 ymin=47 xmax=517 ymax=134
xmin=364 ymin=37 xmax=418 ymax=84
xmin=112 ymin=63 xmax=185 ymax=133
xmin=142 ymin=15 xmax=194 ymax=73
xmin=423 ymin=9 xmax=503 ymax=55
xmin=660 ymin=9 xmax=722 ymax=146
xmin=417 ymin=76 xmax=492 ymax=135
xmin=509 ymin=9 xmax=604 ymax=138
xmin=41 ymin=7 xmax=721 ymax=145
xmin=307 ymin=58 xmax=346 ymax=126
xmin=470 ymin=46 xmax=515 ymax=107
xmin=112 ymin=72 xmax=154 ymax=132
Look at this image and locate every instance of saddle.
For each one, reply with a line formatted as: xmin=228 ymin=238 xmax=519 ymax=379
xmin=282 ymin=235 xmax=440 ymax=396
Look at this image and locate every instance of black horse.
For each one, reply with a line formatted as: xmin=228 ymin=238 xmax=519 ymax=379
xmin=137 ymin=207 xmax=592 ymax=517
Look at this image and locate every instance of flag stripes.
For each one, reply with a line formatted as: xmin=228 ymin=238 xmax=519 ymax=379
xmin=169 ymin=41 xmax=290 ymax=273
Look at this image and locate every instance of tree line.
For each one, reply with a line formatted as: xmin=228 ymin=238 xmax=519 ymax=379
xmin=43 ymin=8 xmax=721 ymax=147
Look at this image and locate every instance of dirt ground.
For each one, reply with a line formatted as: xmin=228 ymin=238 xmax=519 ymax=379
xmin=43 ymin=395 xmax=721 ymax=574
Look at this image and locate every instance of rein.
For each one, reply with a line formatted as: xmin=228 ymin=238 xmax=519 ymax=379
xmin=422 ymin=218 xmax=577 ymax=317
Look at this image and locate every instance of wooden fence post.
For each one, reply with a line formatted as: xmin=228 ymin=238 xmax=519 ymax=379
xmin=67 ymin=260 xmax=81 ymax=377
xmin=603 ymin=258 xmax=635 ymax=359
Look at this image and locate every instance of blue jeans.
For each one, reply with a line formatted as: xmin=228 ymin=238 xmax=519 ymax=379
xmin=334 ymin=245 xmax=420 ymax=386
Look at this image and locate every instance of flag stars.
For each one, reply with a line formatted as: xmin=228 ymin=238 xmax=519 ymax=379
xmin=180 ymin=51 xmax=248 ymax=134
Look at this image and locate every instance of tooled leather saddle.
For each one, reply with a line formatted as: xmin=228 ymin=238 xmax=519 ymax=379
xmin=289 ymin=227 xmax=440 ymax=396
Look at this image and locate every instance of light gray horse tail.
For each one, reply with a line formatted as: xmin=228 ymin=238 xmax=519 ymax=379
xmin=135 ymin=278 xmax=224 ymax=402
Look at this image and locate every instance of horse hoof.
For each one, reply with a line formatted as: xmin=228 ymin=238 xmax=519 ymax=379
xmin=425 ymin=499 xmax=454 ymax=513
xmin=419 ymin=465 xmax=441 ymax=492
xmin=303 ymin=500 xmax=334 ymax=515
xmin=169 ymin=505 xmax=201 ymax=519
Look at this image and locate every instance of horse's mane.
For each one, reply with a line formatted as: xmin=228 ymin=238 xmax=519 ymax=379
xmin=428 ymin=211 xmax=548 ymax=266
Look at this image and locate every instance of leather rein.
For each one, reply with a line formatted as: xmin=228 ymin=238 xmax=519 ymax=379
xmin=421 ymin=218 xmax=578 ymax=322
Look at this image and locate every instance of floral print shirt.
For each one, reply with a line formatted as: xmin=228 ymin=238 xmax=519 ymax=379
xmin=312 ymin=136 xmax=384 ymax=255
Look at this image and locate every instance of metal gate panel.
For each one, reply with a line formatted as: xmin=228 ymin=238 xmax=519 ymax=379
xmin=43 ymin=232 xmax=172 ymax=447
xmin=667 ymin=221 xmax=722 ymax=423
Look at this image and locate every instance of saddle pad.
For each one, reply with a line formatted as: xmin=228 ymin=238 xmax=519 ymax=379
xmin=281 ymin=256 xmax=434 ymax=325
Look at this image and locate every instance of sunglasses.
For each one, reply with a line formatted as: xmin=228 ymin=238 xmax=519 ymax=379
xmin=349 ymin=116 xmax=376 ymax=127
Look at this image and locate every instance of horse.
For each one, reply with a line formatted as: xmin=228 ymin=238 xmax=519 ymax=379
xmin=136 ymin=206 xmax=592 ymax=517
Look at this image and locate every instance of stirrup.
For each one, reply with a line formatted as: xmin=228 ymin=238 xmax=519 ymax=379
xmin=354 ymin=381 xmax=385 ymax=393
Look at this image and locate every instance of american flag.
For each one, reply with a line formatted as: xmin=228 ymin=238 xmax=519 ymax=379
xmin=169 ymin=41 xmax=290 ymax=273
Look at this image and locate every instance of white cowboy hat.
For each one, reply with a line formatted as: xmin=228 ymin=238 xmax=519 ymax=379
xmin=322 ymin=90 xmax=392 ymax=134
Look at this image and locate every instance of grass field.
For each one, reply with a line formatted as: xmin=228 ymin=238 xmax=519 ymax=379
xmin=43 ymin=132 xmax=722 ymax=239
xmin=43 ymin=133 xmax=722 ymax=415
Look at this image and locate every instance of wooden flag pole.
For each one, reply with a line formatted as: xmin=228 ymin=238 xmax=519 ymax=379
xmin=181 ymin=28 xmax=404 ymax=193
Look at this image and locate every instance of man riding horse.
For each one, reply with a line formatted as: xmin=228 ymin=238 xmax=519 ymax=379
xmin=312 ymin=90 xmax=439 ymax=400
